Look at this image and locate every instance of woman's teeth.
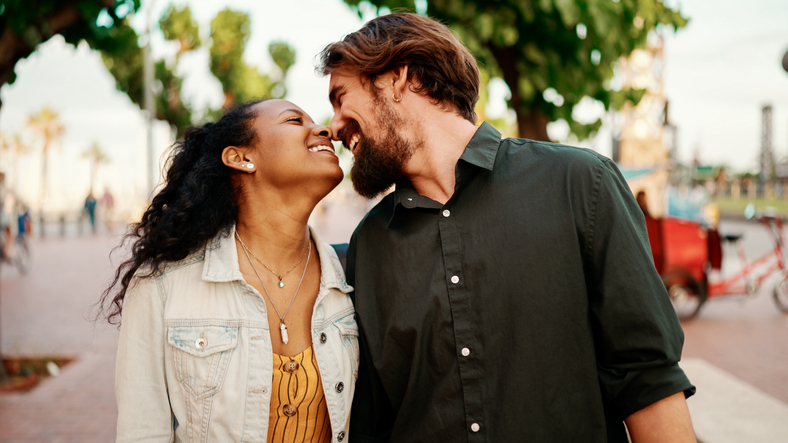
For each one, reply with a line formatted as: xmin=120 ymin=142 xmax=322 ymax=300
xmin=308 ymin=144 xmax=334 ymax=153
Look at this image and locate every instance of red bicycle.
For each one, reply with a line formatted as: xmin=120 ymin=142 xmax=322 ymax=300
xmin=645 ymin=212 xmax=788 ymax=320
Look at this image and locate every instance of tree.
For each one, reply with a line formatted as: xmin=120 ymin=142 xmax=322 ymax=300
xmin=342 ymin=0 xmax=688 ymax=141
xmin=0 ymin=132 xmax=31 ymax=193
xmin=100 ymin=5 xmax=296 ymax=137
xmin=25 ymin=107 xmax=64 ymax=208
xmin=209 ymin=9 xmax=296 ymax=109
xmin=0 ymin=0 xmax=141 ymax=112
xmin=82 ymin=141 xmax=111 ymax=195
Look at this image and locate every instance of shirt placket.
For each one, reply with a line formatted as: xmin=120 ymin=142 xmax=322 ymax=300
xmin=437 ymin=204 xmax=485 ymax=442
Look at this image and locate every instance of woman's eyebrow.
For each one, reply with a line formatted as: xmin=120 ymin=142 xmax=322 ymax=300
xmin=277 ymin=108 xmax=305 ymax=117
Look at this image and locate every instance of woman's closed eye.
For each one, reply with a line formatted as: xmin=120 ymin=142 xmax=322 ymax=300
xmin=286 ymin=116 xmax=303 ymax=124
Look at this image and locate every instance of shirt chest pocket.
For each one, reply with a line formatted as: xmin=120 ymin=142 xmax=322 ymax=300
xmin=167 ymin=325 xmax=239 ymax=399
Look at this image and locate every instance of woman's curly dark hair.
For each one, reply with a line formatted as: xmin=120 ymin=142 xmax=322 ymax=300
xmin=98 ymin=100 xmax=262 ymax=324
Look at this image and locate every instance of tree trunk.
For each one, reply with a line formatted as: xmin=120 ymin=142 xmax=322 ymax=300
xmin=490 ymin=46 xmax=551 ymax=142
xmin=516 ymin=110 xmax=551 ymax=142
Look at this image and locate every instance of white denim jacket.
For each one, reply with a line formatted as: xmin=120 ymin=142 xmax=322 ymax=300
xmin=115 ymin=226 xmax=358 ymax=443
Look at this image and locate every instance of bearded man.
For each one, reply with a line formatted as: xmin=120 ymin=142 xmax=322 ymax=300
xmin=319 ymin=13 xmax=696 ymax=443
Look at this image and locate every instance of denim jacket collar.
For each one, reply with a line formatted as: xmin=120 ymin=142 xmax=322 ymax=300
xmin=201 ymin=225 xmax=352 ymax=294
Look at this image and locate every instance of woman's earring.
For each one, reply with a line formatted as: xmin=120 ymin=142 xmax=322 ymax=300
xmin=245 ymin=163 xmax=254 ymax=169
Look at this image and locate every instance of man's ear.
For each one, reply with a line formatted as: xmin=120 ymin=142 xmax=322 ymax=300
xmin=375 ymin=66 xmax=410 ymax=101
xmin=222 ymin=146 xmax=256 ymax=173
xmin=391 ymin=65 xmax=409 ymax=100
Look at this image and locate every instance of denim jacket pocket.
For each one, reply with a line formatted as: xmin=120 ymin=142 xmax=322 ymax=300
xmin=335 ymin=316 xmax=359 ymax=373
xmin=167 ymin=325 xmax=239 ymax=399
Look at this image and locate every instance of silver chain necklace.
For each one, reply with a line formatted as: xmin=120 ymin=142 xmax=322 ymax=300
xmin=235 ymin=231 xmax=311 ymax=344
xmin=243 ymin=240 xmax=309 ymax=288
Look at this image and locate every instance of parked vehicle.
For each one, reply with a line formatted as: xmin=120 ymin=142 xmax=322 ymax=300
xmin=644 ymin=206 xmax=788 ymax=320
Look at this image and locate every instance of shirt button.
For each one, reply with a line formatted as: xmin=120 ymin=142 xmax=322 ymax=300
xmin=451 ymin=275 xmax=460 ymax=284
xmin=336 ymin=382 xmax=344 ymax=393
xmin=471 ymin=423 xmax=480 ymax=432
xmin=442 ymin=209 xmax=451 ymax=217
xmin=284 ymin=360 xmax=300 ymax=373
xmin=337 ymin=431 xmax=346 ymax=441
xmin=320 ymin=333 xmax=327 ymax=344
xmin=195 ymin=338 xmax=207 ymax=349
xmin=461 ymin=347 xmax=470 ymax=357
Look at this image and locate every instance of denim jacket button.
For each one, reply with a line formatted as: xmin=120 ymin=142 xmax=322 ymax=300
xmin=337 ymin=431 xmax=346 ymax=441
xmin=320 ymin=333 xmax=327 ymax=344
xmin=195 ymin=338 xmax=207 ymax=349
xmin=335 ymin=381 xmax=344 ymax=393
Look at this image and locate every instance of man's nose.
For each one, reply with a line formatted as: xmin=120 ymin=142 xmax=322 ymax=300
xmin=329 ymin=114 xmax=344 ymax=141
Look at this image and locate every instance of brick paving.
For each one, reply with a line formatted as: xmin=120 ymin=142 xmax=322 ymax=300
xmin=0 ymin=205 xmax=785 ymax=442
xmin=0 ymin=232 xmax=121 ymax=442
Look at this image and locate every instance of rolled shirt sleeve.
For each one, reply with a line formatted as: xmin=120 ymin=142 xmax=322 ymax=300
xmin=583 ymin=158 xmax=695 ymax=419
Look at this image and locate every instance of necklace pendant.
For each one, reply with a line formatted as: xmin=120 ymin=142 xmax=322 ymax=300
xmin=280 ymin=322 xmax=289 ymax=344
xmin=278 ymin=279 xmax=285 ymax=288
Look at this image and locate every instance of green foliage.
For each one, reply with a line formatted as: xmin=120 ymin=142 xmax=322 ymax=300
xmin=160 ymin=5 xmax=201 ymax=58
xmin=99 ymin=5 xmax=295 ymax=137
xmin=0 ymin=0 xmax=140 ymax=88
xmin=209 ymin=9 xmax=295 ymax=106
xmin=342 ymin=0 xmax=688 ymax=141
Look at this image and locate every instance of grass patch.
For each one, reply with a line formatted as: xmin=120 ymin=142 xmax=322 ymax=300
xmin=714 ymin=197 xmax=788 ymax=216
xmin=0 ymin=356 xmax=75 ymax=393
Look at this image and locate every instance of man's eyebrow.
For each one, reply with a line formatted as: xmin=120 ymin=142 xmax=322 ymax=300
xmin=329 ymin=85 xmax=346 ymax=105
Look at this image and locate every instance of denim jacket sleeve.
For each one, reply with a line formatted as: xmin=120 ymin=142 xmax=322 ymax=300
xmin=115 ymin=275 xmax=175 ymax=443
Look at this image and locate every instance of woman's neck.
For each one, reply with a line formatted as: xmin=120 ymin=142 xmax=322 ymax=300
xmin=235 ymin=196 xmax=314 ymax=263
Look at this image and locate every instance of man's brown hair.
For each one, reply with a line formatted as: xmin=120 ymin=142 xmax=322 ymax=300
xmin=318 ymin=13 xmax=480 ymax=123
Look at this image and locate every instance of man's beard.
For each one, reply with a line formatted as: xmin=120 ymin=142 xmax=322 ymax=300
xmin=340 ymin=95 xmax=418 ymax=199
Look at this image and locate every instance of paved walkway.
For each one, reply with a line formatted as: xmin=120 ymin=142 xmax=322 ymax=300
xmin=0 ymin=203 xmax=786 ymax=442
xmin=0 ymin=232 xmax=120 ymax=442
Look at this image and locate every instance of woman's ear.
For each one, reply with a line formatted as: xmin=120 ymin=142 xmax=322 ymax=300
xmin=222 ymin=146 xmax=256 ymax=173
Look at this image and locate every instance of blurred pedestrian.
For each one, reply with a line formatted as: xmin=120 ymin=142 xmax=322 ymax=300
xmin=0 ymin=172 xmax=11 ymax=258
xmin=320 ymin=13 xmax=696 ymax=443
xmin=84 ymin=192 xmax=97 ymax=233
xmin=100 ymin=100 xmax=357 ymax=441
xmin=101 ymin=187 xmax=114 ymax=231
xmin=16 ymin=201 xmax=31 ymax=238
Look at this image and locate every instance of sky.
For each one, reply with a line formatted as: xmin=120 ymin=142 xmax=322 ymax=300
xmin=0 ymin=0 xmax=787 ymax=214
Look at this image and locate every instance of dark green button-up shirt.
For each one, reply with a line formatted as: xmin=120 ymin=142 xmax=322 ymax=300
xmin=346 ymin=122 xmax=694 ymax=443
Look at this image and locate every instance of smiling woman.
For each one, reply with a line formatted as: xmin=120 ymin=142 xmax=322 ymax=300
xmin=98 ymin=99 xmax=357 ymax=442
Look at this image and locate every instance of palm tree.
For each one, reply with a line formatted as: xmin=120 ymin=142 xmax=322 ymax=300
xmin=81 ymin=141 xmax=110 ymax=195
xmin=0 ymin=132 xmax=32 ymax=194
xmin=25 ymin=107 xmax=65 ymax=210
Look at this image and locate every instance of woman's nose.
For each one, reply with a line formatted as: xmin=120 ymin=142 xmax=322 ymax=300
xmin=313 ymin=124 xmax=332 ymax=139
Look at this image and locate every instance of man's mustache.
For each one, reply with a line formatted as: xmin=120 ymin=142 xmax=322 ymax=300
xmin=337 ymin=120 xmax=362 ymax=147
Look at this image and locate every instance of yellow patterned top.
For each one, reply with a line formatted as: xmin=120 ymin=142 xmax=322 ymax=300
xmin=268 ymin=345 xmax=332 ymax=442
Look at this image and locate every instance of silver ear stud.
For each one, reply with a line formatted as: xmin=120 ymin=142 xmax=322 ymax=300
xmin=246 ymin=163 xmax=254 ymax=169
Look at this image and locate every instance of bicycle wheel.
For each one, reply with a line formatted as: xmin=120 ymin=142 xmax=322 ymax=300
xmin=13 ymin=238 xmax=31 ymax=274
xmin=773 ymin=276 xmax=788 ymax=313
xmin=662 ymin=271 xmax=707 ymax=320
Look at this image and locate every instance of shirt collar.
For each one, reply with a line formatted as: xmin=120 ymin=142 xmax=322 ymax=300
xmin=202 ymin=225 xmax=352 ymax=294
xmin=389 ymin=122 xmax=502 ymax=224
xmin=458 ymin=121 xmax=501 ymax=172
